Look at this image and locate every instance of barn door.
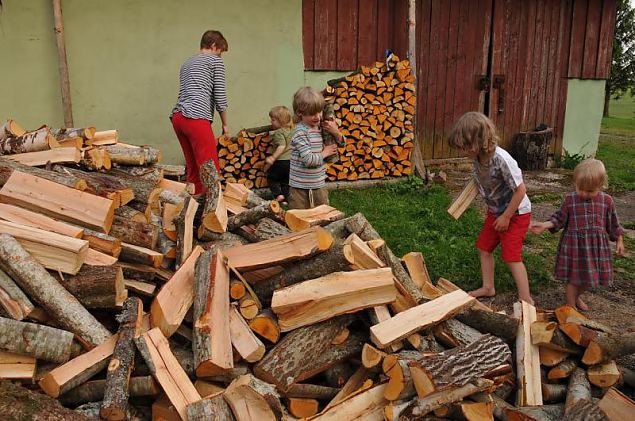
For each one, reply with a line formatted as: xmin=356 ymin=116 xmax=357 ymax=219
xmin=488 ymin=0 xmax=573 ymax=155
xmin=416 ymin=0 xmax=493 ymax=160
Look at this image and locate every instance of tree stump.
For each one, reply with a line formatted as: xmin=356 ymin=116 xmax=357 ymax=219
xmin=510 ymin=128 xmax=553 ymax=170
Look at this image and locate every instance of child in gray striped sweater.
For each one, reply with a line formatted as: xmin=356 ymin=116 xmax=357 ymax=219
xmin=288 ymin=87 xmax=343 ymax=209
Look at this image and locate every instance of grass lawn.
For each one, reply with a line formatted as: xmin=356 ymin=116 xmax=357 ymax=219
xmin=599 ymin=95 xmax=635 ymax=191
xmin=330 ymin=180 xmax=554 ymax=293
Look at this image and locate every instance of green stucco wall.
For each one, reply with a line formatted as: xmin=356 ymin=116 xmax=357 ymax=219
xmin=0 ymin=1 xmax=346 ymax=164
xmin=561 ymin=79 xmax=606 ymax=158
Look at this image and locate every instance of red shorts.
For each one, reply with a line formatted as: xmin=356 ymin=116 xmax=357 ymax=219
xmin=476 ymin=212 xmax=531 ymax=262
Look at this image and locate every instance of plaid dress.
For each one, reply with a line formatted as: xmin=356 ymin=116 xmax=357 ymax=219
xmin=549 ymin=192 xmax=623 ymax=287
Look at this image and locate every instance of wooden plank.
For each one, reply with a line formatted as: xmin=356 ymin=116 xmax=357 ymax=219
xmin=597 ymin=387 xmax=635 ymax=421
xmin=492 ymin=0 xmax=510 ymax=144
xmin=596 ymin=0 xmax=617 ymax=79
xmin=229 ymin=304 xmax=265 ymax=363
xmin=391 ymin=0 xmax=409 ymax=58
xmin=0 ymin=203 xmax=83 ymax=238
xmin=136 ymin=328 xmax=201 ymax=420
xmin=568 ymin=0 xmax=588 ymax=78
xmin=376 ymin=0 xmax=393 ymax=58
xmin=302 ymin=0 xmax=315 ymax=69
xmin=0 ymin=350 xmax=36 ymax=379
xmin=370 ymin=290 xmax=475 ymax=348
xmin=514 ymin=301 xmax=542 ymax=406
xmin=447 ymin=179 xmax=477 ymax=220
xmin=545 ymin=0 xmax=564 ymax=153
xmin=314 ymin=0 xmax=338 ymax=70
xmin=223 ymin=226 xmax=333 ymax=271
xmin=528 ymin=0 xmax=545 ymax=128
xmin=432 ymin=0 xmax=450 ymax=158
xmin=337 ymin=0 xmax=358 ymax=70
xmin=436 ymin=277 xmax=492 ymax=312
xmin=555 ymin=0 xmax=574 ymax=155
xmin=0 ymin=219 xmax=88 ymax=275
xmin=39 ymin=334 xmax=118 ymax=398
xmin=6 ymin=147 xmax=80 ymax=167
xmin=582 ymin=0 xmax=602 ymax=78
xmin=151 ymin=245 xmax=203 ymax=337
xmin=441 ymin=0 xmax=461 ymax=158
xmin=477 ymin=0 xmax=493 ymax=113
xmin=0 ymin=170 xmax=115 ymax=233
xmin=416 ymin=0 xmax=432 ymax=160
xmin=451 ymin=0 xmax=471 ymax=158
xmin=272 ymin=268 xmax=396 ymax=331
xmin=536 ymin=0 xmax=553 ymax=127
xmin=521 ymin=0 xmax=537 ymax=128
xmin=357 ymin=0 xmax=378 ymax=66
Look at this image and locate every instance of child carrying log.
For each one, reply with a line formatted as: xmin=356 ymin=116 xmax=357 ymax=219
xmin=448 ymin=112 xmax=534 ymax=304
xmin=288 ymin=87 xmax=344 ymax=209
xmin=263 ymin=106 xmax=293 ymax=204
xmin=530 ymin=159 xmax=625 ymax=310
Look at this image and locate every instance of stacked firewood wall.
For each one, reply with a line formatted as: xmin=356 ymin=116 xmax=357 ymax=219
xmin=217 ymin=54 xmax=416 ymax=187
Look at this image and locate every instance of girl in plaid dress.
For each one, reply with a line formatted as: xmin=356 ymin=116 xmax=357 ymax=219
xmin=530 ymin=159 xmax=625 ymax=310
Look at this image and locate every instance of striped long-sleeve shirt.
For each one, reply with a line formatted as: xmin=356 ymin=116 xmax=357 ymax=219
xmin=171 ymin=53 xmax=228 ymax=122
xmin=289 ymin=122 xmax=326 ymax=189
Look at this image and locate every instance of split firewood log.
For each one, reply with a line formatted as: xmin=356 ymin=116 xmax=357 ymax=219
xmin=59 ymin=376 xmax=157 ymax=407
xmin=0 ymin=157 xmax=87 ymax=190
xmin=55 ymin=264 xmax=126 ymax=309
xmin=0 ymin=234 xmax=111 ymax=346
xmin=582 ymin=331 xmax=635 ymax=365
xmin=187 ymin=391 xmax=234 ymax=421
xmin=0 ymin=126 xmax=58 ymax=155
xmin=0 ymin=268 xmax=34 ymax=320
xmin=200 ymin=159 xmax=228 ymax=233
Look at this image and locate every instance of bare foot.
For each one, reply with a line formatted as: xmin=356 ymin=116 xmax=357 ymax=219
xmin=469 ymin=287 xmax=496 ymax=298
xmin=276 ymin=195 xmax=285 ymax=202
xmin=576 ymin=297 xmax=590 ymax=311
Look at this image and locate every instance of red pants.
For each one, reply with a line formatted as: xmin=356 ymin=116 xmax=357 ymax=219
xmin=171 ymin=112 xmax=220 ymax=194
xmin=476 ymin=212 xmax=531 ymax=262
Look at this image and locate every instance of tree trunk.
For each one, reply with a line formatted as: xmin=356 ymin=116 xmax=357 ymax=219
xmin=56 ymin=264 xmax=125 ymax=309
xmin=59 ymin=376 xmax=157 ymax=406
xmin=99 ymin=145 xmax=161 ymax=166
xmin=0 ymin=234 xmax=111 ymax=346
xmin=187 ymin=391 xmax=235 ymax=421
xmin=0 ymin=380 xmax=90 ymax=420
xmin=100 ymin=297 xmax=143 ymax=420
xmin=0 ymin=316 xmax=74 ymax=362
xmin=254 ymin=314 xmax=357 ymax=391
xmin=254 ymin=217 xmax=291 ymax=241
xmin=409 ymin=334 xmax=511 ymax=398
xmin=0 ymin=268 xmax=34 ymax=320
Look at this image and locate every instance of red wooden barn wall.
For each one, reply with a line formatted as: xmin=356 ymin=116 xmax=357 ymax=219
xmin=302 ymin=0 xmax=409 ymax=70
xmin=302 ymin=0 xmax=617 ymax=160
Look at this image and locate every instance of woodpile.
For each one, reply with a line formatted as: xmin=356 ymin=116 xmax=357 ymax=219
xmin=217 ymin=54 xmax=415 ymax=188
xmin=0 ymin=119 xmax=632 ymax=421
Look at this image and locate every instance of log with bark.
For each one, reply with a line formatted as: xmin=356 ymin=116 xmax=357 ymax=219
xmin=109 ymin=215 xmax=159 ymax=250
xmin=193 ymin=250 xmax=233 ymax=377
xmin=224 ymin=374 xmax=284 ymax=421
xmin=582 ymin=331 xmax=635 ymax=365
xmin=7 ymin=147 xmax=81 ymax=167
xmin=0 ymin=316 xmax=74 ymax=362
xmin=59 ymin=376 xmax=158 ymax=406
xmin=56 ymin=264 xmax=126 ymax=309
xmin=200 ymin=159 xmax=228 ymax=233
xmin=254 ymin=314 xmax=358 ymax=391
xmin=52 ymin=165 xmax=134 ymax=206
xmin=100 ymin=297 xmax=143 ymax=420
xmin=226 ymin=200 xmax=281 ymax=231
xmin=0 ymin=126 xmax=58 ymax=155
xmin=0 ymin=234 xmax=111 ymax=346
xmin=0 ymin=380 xmax=91 ymax=421
xmin=0 ymin=157 xmax=88 ymax=189
xmin=187 ymin=391 xmax=235 ymax=421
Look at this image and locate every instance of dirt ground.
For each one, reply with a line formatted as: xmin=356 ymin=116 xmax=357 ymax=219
xmin=444 ymin=166 xmax=635 ymax=368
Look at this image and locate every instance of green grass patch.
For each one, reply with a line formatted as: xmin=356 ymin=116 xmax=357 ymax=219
xmin=614 ymin=236 xmax=635 ymax=282
xmin=596 ymin=134 xmax=635 ymax=192
xmin=529 ymin=192 xmax=563 ymax=204
xmin=330 ymin=181 xmax=554 ymax=293
xmin=601 ymin=95 xmax=635 ymax=136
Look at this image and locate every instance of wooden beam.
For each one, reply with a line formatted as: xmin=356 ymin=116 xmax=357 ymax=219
xmin=514 ymin=301 xmax=542 ymax=406
xmin=39 ymin=334 xmax=118 ymax=398
xmin=135 ymin=327 xmax=201 ymax=420
xmin=0 ymin=220 xmax=88 ymax=274
xmin=370 ymin=290 xmax=475 ymax=348
xmin=151 ymin=245 xmax=203 ymax=337
xmin=598 ymin=387 xmax=635 ymax=421
xmin=271 ymin=267 xmax=396 ymax=331
xmin=6 ymin=147 xmax=80 ymax=166
xmin=223 ymin=226 xmax=334 ymax=271
xmin=0 ymin=170 xmax=115 ymax=233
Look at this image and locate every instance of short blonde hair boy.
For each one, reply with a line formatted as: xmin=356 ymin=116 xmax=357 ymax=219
xmin=292 ymin=87 xmax=325 ymax=117
xmin=269 ymin=106 xmax=293 ymax=129
xmin=573 ymin=158 xmax=608 ymax=192
xmin=448 ymin=111 xmax=499 ymax=156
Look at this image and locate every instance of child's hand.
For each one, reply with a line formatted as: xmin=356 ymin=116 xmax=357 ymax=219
xmin=493 ymin=214 xmax=511 ymax=232
xmin=265 ymin=156 xmax=275 ymax=166
xmin=529 ymin=222 xmax=548 ymax=235
xmin=616 ymin=236 xmax=625 ymax=257
xmin=322 ymin=143 xmax=338 ymax=158
xmin=321 ymin=119 xmax=339 ymax=136
xmin=222 ymin=125 xmax=231 ymax=137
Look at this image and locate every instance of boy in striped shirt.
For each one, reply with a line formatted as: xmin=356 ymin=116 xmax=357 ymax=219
xmin=288 ymin=87 xmax=343 ymax=209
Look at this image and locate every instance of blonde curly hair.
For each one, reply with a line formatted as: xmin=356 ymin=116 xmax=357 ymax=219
xmin=448 ymin=112 xmax=499 ymax=156
xmin=574 ymin=158 xmax=608 ymax=192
